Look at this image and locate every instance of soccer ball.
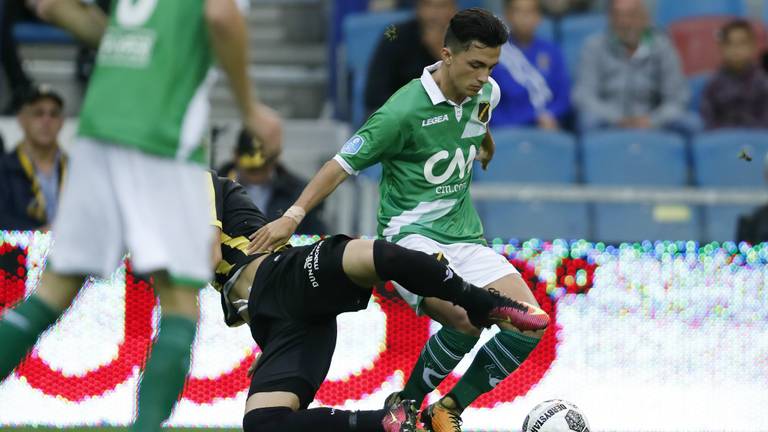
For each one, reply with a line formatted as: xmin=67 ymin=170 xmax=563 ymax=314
xmin=522 ymin=399 xmax=590 ymax=432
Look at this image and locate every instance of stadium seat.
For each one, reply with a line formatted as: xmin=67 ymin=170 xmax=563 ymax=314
xmin=693 ymin=130 xmax=768 ymax=187
xmin=582 ymin=131 xmax=700 ymax=243
xmin=474 ymin=128 xmax=577 ymax=183
xmin=13 ymin=22 xmax=73 ymax=44
xmin=473 ymin=128 xmax=589 ymax=241
xmin=668 ymin=17 xmax=767 ymax=76
xmin=560 ymin=13 xmax=607 ymax=78
xmin=583 ymin=131 xmax=688 ymax=186
xmin=692 ymin=129 xmax=768 ymax=242
xmin=703 ymin=205 xmax=756 ymax=242
xmin=654 ymin=0 xmax=747 ymax=29
xmin=343 ymin=11 xmax=412 ymax=127
xmin=688 ymin=73 xmax=712 ymax=112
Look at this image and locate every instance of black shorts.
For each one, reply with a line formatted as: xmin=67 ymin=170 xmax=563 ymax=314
xmin=246 ymin=235 xmax=373 ymax=408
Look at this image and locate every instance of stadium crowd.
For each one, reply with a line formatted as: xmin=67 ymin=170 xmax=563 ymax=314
xmin=2 ymin=0 xmax=768 ymax=243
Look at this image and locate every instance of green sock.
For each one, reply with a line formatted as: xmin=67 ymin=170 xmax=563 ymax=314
xmin=0 ymin=294 xmax=59 ymax=380
xmin=132 ymin=315 xmax=197 ymax=432
xmin=400 ymin=327 xmax=478 ymax=404
xmin=448 ymin=330 xmax=540 ymax=411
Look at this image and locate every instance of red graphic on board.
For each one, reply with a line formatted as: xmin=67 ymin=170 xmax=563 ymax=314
xmin=0 ymin=242 xmax=597 ymax=407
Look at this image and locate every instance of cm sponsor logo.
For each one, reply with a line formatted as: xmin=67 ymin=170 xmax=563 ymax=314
xmin=423 ymin=145 xmax=477 ymax=185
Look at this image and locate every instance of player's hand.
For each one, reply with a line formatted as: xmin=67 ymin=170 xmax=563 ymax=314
xmin=245 ymin=103 xmax=282 ymax=157
xmin=247 ymin=216 xmax=298 ymax=255
xmin=247 ymin=352 xmax=261 ymax=378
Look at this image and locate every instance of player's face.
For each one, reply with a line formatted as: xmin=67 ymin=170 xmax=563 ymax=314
xmin=443 ymin=42 xmax=500 ymax=99
xmin=17 ymin=99 xmax=63 ymax=149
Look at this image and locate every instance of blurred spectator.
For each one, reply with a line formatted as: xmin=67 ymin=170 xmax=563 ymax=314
xmin=364 ymin=0 xmax=456 ymax=115
xmin=0 ymin=85 xmax=66 ymax=230
xmin=491 ymin=0 xmax=571 ymax=129
xmin=540 ymin=0 xmax=594 ymax=16
xmin=217 ymin=128 xmax=327 ymax=235
xmin=1 ymin=1 xmax=37 ymax=114
xmin=736 ymin=152 xmax=768 ymax=244
xmin=572 ymin=0 xmax=691 ymax=132
xmin=701 ymin=20 xmax=768 ymax=130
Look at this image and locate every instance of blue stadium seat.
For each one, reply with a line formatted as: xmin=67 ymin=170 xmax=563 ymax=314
xmin=473 ymin=128 xmax=588 ymax=241
xmin=704 ymin=205 xmax=755 ymax=242
xmin=583 ymin=131 xmax=700 ymax=243
xmin=692 ymin=130 xmax=768 ymax=242
xmin=474 ymin=128 xmax=577 ymax=183
xmin=13 ymin=22 xmax=73 ymax=44
xmin=688 ymin=73 xmax=712 ymax=112
xmin=560 ymin=13 xmax=607 ymax=78
xmin=654 ymin=0 xmax=747 ymax=28
xmin=343 ymin=11 xmax=412 ymax=127
xmin=693 ymin=130 xmax=768 ymax=187
xmin=583 ymin=131 xmax=688 ymax=186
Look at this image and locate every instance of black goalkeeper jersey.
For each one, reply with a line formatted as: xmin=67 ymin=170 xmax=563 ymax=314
xmin=207 ymin=171 xmax=270 ymax=290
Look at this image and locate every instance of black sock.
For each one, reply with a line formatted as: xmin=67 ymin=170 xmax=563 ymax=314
xmin=243 ymin=406 xmax=387 ymax=432
xmin=372 ymin=240 xmax=495 ymax=319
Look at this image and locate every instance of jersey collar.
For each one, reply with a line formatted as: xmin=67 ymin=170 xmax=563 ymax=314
xmin=420 ymin=61 xmax=473 ymax=107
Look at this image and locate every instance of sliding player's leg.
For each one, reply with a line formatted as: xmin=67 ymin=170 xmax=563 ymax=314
xmin=242 ymin=319 xmax=417 ymax=432
xmin=341 ymin=238 xmax=547 ymax=330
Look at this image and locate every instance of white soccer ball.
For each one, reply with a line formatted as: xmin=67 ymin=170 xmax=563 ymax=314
xmin=522 ymin=399 xmax=591 ymax=432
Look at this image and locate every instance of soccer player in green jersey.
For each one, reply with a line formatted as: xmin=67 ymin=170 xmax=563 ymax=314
xmin=248 ymin=8 xmax=549 ymax=432
xmin=0 ymin=1 xmax=280 ymax=431
xmin=206 ymin=170 xmax=544 ymax=432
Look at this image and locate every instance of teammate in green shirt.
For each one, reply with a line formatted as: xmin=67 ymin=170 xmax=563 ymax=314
xmin=248 ymin=8 xmax=549 ymax=432
xmin=0 ymin=1 xmax=280 ymax=431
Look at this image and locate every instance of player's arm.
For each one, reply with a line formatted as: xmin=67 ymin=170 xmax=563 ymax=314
xmin=246 ymin=160 xmax=349 ymax=254
xmin=204 ymin=0 xmax=281 ymax=152
xmin=478 ymin=131 xmax=495 ymax=171
xmin=478 ymin=77 xmax=500 ymax=170
xmin=247 ymin=108 xmax=403 ymax=254
xmin=35 ymin=0 xmax=107 ymax=48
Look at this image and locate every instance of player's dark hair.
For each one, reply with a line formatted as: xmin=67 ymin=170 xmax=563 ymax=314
xmin=444 ymin=8 xmax=508 ymax=53
xmin=719 ymin=19 xmax=755 ymax=43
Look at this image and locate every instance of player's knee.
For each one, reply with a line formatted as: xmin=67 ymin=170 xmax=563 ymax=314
xmin=342 ymin=239 xmax=379 ymax=287
xmin=242 ymin=407 xmax=292 ymax=432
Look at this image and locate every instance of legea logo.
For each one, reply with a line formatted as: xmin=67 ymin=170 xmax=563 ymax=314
xmin=423 ymin=145 xmax=477 ymax=185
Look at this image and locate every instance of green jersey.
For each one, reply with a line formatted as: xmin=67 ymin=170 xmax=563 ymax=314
xmin=78 ymin=0 xmax=216 ymax=163
xmin=336 ymin=62 xmax=500 ymax=244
